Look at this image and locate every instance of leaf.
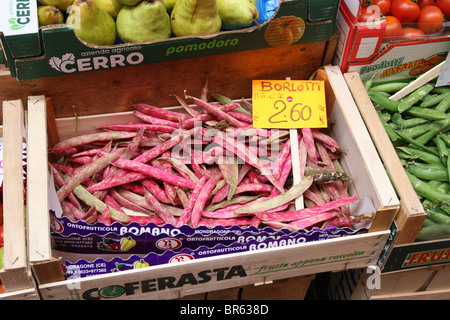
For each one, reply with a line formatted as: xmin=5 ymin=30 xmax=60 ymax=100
xmin=49 ymin=57 xmax=62 ymax=71
xmin=62 ymin=53 xmax=75 ymax=62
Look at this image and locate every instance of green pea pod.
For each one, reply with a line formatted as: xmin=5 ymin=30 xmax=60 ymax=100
xmin=396 ymin=146 xmax=442 ymax=165
xmin=368 ymin=91 xmax=399 ymax=112
xmin=435 ymin=134 xmax=449 ymax=165
xmin=415 ymin=119 xmax=450 ymax=146
xmin=422 ymin=217 xmax=437 ymax=228
xmin=397 ymin=122 xmax=438 ymax=140
xmin=364 ymin=72 xmax=377 ymax=91
xmin=435 ymin=94 xmax=450 ymax=113
xmin=406 ymin=171 xmax=450 ymax=203
xmin=398 ymin=83 xmax=434 ymax=113
xmin=431 ymin=86 xmax=450 ymax=94
xmin=441 ymin=133 xmax=450 ymax=147
xmin=420 ymin=91 xmax=450 ymax=108
xmin=395 ymin=130 xmax=439 ymax=156
xmin=369 ymin=82 xmax=409 ymax=93
xmin=405 ymin=106 xmax=449 ymax=121
xmin=416 ymin=224 xmax=450 ymax=241
xmin=425 ymin=206 xmax=450 ymax=225
xmin=377 ymin=110 xmax=401 ymax=143
xmin=409 ymin=163 xmax=449 ymax=182
xmin=391 ymin=112 xmax=403 ymax=126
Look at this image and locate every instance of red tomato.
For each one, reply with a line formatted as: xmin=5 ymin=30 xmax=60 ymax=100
xmin=436 ymin=0 xmax=450 ymax=16
xmin=401 ymin=27 xmax=426 ymax=38
xmin=418 ymin=5 xmax=444 ymax=34
xmin=0 ymin=224 xmax=3 ymax=247
xmin=358 ymin=5 xmax=382 ymax=22
xmin=372 ymin=0 xmax=391 ymax=15
xmin=384 ymin=15 xmax=403 ymax=37
xmin=391 ymin=0 xmax=421 ymax=23
xmin=418 ymin=0 xmax=436 ymax=8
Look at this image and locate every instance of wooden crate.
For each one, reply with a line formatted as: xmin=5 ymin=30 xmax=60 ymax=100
xmin=350 ymin=263 xmax=450 ymax=300
xmin=176 ymin=275 xmax=315 ymax=300
xmin=344 ymin=72 xmax=427 ymax=245
xmin=0 ymin=99 xmax=38 ymax=300
xmin=18 ymin=64 xmax=397 ymax=300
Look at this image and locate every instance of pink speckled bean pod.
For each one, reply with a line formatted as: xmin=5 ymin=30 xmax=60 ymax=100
xmin=234 ymin=183 xmax=273 ymax=195
xmin=256 ymin=196 xmax=358 ymax=222
xmin=134 ymin=111 xmax=179 ymax=128
xmin=190 ymin=172 xmax=222 ymax=228
xmin=272 ymin=138 xmax=291 ymax=180
xmin=109 ymin=188 xmax=154 ymax=216
xmin=132 ymin=103 xmax=190 ymax=122
xmin=112 ymin=158 xmax=197 ymax=189
xmin=97 ymin=123 xmax=177 ymax=133
xmin=57 ymin=147 xmax=125 ymax=202
xmin=288 ymin=210 xmax=341 ymax=229
xmin=311 ymin=129 xmax=342 ymax=153
xmin=187 ymin=95 xmax=245 ymax=128
xmin=140 ymin=179 xmax=171 ymax=204
xmin=301 ymin=128 xmax=319 ymax=164
xmin=144 ymin=188 xmax=177 ymax=226
xmin=53 ymin=131 xmax=137 ymax=149
xmin=176 ymin=176 xmax=208 ymax=227
xmin=213 ymin=132 xmax=284 ymax=193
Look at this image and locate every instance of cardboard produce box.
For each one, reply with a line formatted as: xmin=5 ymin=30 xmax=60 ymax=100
xmin=0 ymin=0 xmax=339 ymax=80
xmin=334 ymin=0 xmax=450 ymax=84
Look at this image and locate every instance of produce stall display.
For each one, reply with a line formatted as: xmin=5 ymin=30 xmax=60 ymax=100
xmin=21 ymin=65 xmax=398 ymax=300
xmin=1 ymin=0 xmax=450 ymax=301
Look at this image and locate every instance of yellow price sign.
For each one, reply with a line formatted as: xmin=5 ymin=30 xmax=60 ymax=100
xmin=252 ymin=80 xmax=327 ymax=129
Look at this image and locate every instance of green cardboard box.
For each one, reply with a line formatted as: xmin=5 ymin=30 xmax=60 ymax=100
xmin=0 ymin=0 xmax=339 ymax=80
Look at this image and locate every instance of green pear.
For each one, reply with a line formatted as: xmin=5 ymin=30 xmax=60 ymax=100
xmin=38 ymin=5 xmax=65 ymax=26
xmin=164 ymin=0 xmax=177 ymax=10
xmin=217 ymin=0 xmax=259 ymax=30
xmin=170 ymin=0 xmax=222 ymax=37
xmin=117 ymin=0 xmax=142 ymax=5
xmin=38 ymin=0 xmax=74 ymax=12
xmin=116 ymin=0 xmax=171 ymax=43
xmin=66 ymin=0 xmax=117 ymax=46
xmin=92 ymin=0 xmax=123 ymax=18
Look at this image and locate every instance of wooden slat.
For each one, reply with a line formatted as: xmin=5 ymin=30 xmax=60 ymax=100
xmin=38 ymin=230 xmax=389 ymax=300
xmin=0 ymin=99 xmax=33 ymax=291
xmin=389 ymin=61 xmax=444 ymax=101
xmin=322 ymin=67 xmax=399 ymax=232
xmin=27 ymin=95 xmax=51 ymax=263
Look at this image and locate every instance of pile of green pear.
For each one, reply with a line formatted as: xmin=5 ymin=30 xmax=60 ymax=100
xmin=37 ymin=0 xmax=260 ymax=46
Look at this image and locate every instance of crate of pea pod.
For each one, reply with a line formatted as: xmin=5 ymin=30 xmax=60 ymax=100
xmin=345 ymin=69 xmax=450 ymax=272
xmin=344 ymin=67 xmax=450 ymax=251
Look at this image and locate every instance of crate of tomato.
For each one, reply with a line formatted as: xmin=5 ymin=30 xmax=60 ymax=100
xmin=334 ymin=0 xmax=450 ymax=84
